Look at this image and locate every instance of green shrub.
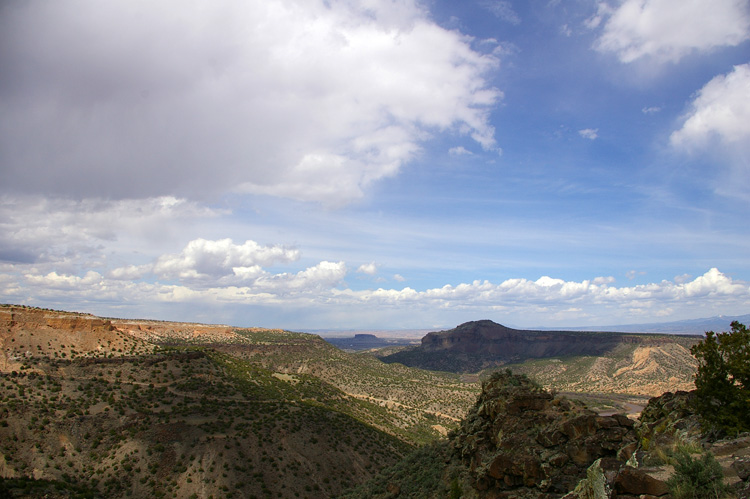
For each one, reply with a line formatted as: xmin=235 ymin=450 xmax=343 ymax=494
xmin=691 ymin=321 xmax=750 ymax=436
xmin=666 ymin=451 xmax=728 ymax=499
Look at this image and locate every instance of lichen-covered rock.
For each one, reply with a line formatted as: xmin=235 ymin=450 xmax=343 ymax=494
xmin=563 ymin=458 xmax=620 ymax=499
xmin=637 ymin=391 xmax=701 ymax=449
xmin=564 ymin=459 xmax=669 ymax=499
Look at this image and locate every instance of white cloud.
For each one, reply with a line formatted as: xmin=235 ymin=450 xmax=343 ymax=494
xmin=4 ymin=265 xmax=749 ymax=328
xmin=480 ymin=1 xmax=521 ymax=25
xmin=593 ymin=276 xmax=616 ymax=285
xmin=578 ymin=128 xmax=599 ymax=140
xmin=594 ymin=0 xmax=750 ymax=64
xmin=642 ymin=106 xmax=662 ymax=114
xmin=626 ymin=270 xmax=646 ymax=280
xmin=254 ymin=261 xmax=347 ymax=293
xmin=352 ymin=269 xmax=749 ymax=316
xmin=671 ymin=63 xmax=750 ymax=152
xmin=152 ymin=238 xmax=300 ymax=282
xmin=357 ymin=262 xmax=378 ymax=275
xmin=0 ymin=195 xmax=223 ymax=268
xmin=449 ymin=146 xmax=473 ymax=156
xmin=394 ymin=274 xmax=406 ymax=282
xmin=674 ymin=273 xmax=692 ymax=284
xmin=0 ymin=0 xmax=501 ymax=206
xmin=109 ymin=265 xmax=151 ymax=281
xmin=670 ymin=63 xmax=750 ymax=195
xmin=25 ymin=271 xmax=104 ymax=290
xmin=585 ymin=2 xmax=613 ymax=30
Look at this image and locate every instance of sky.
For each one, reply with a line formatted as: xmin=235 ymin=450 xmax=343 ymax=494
xmin=1 ymin=0 xmax=749 ymax=331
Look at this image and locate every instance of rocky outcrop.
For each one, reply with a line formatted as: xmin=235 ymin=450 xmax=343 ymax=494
xmin=1 ymin=306 xmax=152 ymax=371
xmin=450 ymin=371 xmax=638 ymax=497
xmin=636 ymin=390 xmax=702 ymax=457
xmin=0 ymin=306 xmax=113 ymax=332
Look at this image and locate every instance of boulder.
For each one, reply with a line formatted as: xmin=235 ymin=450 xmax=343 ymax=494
xmin=613 ymin=466 xmax=669 ymax=497
xmin=733 ymin=456 xmax=750 ymax=481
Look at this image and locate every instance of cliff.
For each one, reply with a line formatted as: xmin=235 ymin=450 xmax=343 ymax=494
xmin=0 ymin=305 xmax=154 ymax=371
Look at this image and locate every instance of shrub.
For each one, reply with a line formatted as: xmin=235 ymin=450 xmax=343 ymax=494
xmin=666 ymin=451 xmax=728 ymax=499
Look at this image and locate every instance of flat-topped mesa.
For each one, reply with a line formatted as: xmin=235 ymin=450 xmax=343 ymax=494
xmin=420 ymin=320 xmax=623 ymax=358
xmin=380 ymin=320 xmax=702 ymax=384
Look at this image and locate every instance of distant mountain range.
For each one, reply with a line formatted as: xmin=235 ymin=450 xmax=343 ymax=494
xmin=537 ymin=313 xmax=750 ymax=335
xmin=314 ymin=313 xmax=750 ymax=341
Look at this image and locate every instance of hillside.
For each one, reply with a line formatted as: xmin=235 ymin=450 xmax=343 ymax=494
xmin=0 ymin=305 xmax=479 ymax=497
xmin=5 ymin=305 xmax=739 ymax=498
xmin=1 ymin=350 xmax=411 ymax=497
xmin=344 ymin=371 xmax=640 ymax=498
xmin=344 ymin=372 xmax=750 ymax=498
xmin=378 ymin=320 xmax=701 ymax=397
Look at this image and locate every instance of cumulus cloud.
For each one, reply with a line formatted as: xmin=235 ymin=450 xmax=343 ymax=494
xmin=4 ymin=265 xmax=749 ymax=327
xmin=670 ymin=63 xmax=750 ymax=194
xmin=357 ymin=262 xmax=378 ymax=275
xmin=253 ymin=261 xmax=347 ymax=293
xmin=578 ymin=128 xmax=599 ymax=140
xmin=151 ymin=238 xmax=300 ymax=282
xmin=351 ymin=268 xmax=748 ymax=315
xmin=0 ymin=0 xmax=500 ymax=206
xmin=25 ymin=271 xmax=104 ymax=290
xmin=670 ymin=63 xmax=750 ymax=152
xmin=594 ymin=0 xmax=750 ymax=63
xmin=674 ymin=273 xmax=692 ymax=284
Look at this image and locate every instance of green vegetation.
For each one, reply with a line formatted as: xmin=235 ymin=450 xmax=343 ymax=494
xmin=0 ymin=350 xmax=418 ymax=497
xmin=0 ymin=308 xmax=480 ymax=499
xmin=667 ymin=451 xmax=729 ymax=499
xmin=10 ymin=306 xmax=736 ymax=498
xmin=0 ymin=476 xmax=97 ymax=498
xmin=340 ymin=441 xmax=451 ymax=498
xmin=691 ymin=321 xmax=750 ymax=436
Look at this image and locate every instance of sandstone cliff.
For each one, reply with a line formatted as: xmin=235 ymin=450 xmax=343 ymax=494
xmin=0 ymin=305 xmax=156 ymax=371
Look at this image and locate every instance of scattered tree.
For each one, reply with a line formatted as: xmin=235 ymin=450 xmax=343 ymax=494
xmin=691 ymin=321 xmax=750 ymax=435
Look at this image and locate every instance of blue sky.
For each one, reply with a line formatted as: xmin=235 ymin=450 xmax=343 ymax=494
xmin=1 ymin=0 xmax=749 ymax=330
